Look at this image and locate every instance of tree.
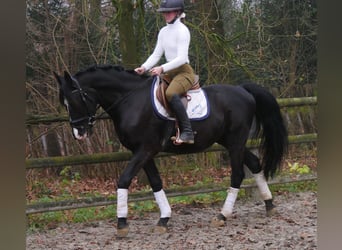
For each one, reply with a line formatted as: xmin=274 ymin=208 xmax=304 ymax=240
xmin=112 ymin=0 xmax=139 ymax=68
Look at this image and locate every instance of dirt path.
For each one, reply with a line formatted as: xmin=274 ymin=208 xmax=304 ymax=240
xmin=27 ymin=191 xmax=317 ymax=250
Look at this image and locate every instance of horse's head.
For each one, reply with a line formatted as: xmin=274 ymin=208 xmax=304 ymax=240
xmin=54 ymin=71 xmax=98 ymax=140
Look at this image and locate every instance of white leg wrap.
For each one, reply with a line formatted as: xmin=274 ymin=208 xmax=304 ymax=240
xmin=154 ymin=189 xmax=171 ymax=218
xmin=117 ymin=188 xmax=128 ymax=218
xmin=221 ymin=187 xmax=239 ymax=218
xmin=253 ymin=171 xmax=272 ymax=200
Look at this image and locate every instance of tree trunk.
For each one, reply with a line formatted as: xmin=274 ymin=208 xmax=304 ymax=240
xmin=196 ymin=0 xmax=225 ymax=83
xmin=112 ymin=0 xmax=139 ymax=68
xmin=216 ymin=0 xmax=234 ymax=38
xmin=63 ymin=0 xmax=81 ymax=72
xmin=87 ymin=0 xmax=102 ymax=63
xmin=288 ymin=40 xmax=298 ymax=95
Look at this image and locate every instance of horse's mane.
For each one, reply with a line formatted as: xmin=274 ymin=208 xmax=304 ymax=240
xmin=74 ymin=64 xmax=149 ymax=79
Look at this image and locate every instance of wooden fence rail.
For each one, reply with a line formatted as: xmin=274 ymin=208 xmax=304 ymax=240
xmin=26 ymin=96 xmax=317 ymax=214
xmin=26 ymin=174 xmax=317 ymax=214
xmin=26 ymin=133 xmax=317 ymax=169
xmin=25 ymin=97 xmax=317 ymax=125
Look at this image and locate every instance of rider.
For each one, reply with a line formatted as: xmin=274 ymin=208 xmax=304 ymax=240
xmin=135 ymin=0 xmax=195 ymax=145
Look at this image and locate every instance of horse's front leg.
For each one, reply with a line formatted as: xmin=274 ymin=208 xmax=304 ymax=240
xmin=116 ymin=151 xmax=156 ymax=237
xmin=116 ymin=189 xmax=129 ymax=237
xmin=143 ymin=159 xmax=171 ymax=234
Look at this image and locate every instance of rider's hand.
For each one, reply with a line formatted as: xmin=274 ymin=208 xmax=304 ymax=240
xmin=134 ymin=66 xmax=146 ymax=75
xmin=150 ymin=66 xmax=163 ymax=76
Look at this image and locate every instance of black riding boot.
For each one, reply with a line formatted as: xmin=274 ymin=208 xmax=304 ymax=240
xmin=169 ymin=95 xmax=194 ymax=144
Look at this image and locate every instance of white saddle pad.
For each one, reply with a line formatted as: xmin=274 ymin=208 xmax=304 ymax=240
xmin=151 ymin=76 xmax=210 ymax=121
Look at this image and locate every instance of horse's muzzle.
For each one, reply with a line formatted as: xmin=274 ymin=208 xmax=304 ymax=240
xmin=72 ymin=126 xmax=92 ymax=140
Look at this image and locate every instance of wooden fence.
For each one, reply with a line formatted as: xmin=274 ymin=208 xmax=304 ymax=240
xmin=26 ymin=97 xmax=317 ymax=214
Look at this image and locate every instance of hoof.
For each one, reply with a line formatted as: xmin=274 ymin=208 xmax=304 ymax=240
xmin=265 ymin=199 xmax=278 ymax=217
xmin=266 ymin=207 xmax=278 ymax=217
xmin=117 ymin=226 xmax=129 ymax=238
xmin=210 ymin=214 xmax=226 ymax=228
xmin=154 ymin=217 xmax=169 ymax=234
xmin=117 ymin=218 xmax=129 ymax=237
xmin=154 ymin=225 xmax=168 ymax=234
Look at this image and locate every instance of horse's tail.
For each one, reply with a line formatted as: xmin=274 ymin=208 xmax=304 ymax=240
xmin=241 ymin=83 xmax=288 ymax=179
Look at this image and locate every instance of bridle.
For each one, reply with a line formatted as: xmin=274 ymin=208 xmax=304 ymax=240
xmin=68 ymin=76 xmax=97 ymax=129
xmin=66 ymin=74 xmax=149 ymax=128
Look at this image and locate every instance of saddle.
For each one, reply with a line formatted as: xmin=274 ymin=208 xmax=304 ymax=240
xmin=156 ymin=74 xmax=200 ymax=115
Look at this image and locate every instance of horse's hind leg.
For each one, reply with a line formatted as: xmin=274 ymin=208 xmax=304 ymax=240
xmin=244 ymin=149 xmax=277 ymax=216
xmin=211 ymin=147 xmax=245 ymax=227
xmin=143 ymin=159 xmax=171 ymax=234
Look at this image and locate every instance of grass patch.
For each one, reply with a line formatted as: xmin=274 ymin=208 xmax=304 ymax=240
xmin=270 ymin=179 xmax=317 ymax=193
xmin=27 ymin=177 xmax=316 ymax=232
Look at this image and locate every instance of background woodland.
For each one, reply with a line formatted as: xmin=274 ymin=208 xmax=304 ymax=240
xmin=26 ymin=0 xmax=317 ymax=182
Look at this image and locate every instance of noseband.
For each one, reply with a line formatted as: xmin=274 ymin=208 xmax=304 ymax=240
xmin=68 ymin=76 xmax=97 ymax=129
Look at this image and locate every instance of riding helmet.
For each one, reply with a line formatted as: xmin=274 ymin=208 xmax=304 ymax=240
xmin=157 ymin=0 xmax=184 ymax=12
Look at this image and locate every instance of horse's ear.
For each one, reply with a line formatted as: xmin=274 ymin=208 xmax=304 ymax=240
xmin=64 ymin=71 xmax=72 ymax=82
xmin=53 ymin=71 xmax=59 ymax=79
xmin=63 ymin=71 xmax=77 ymax=89
xmin=53 ymin=71 xmax=65 ymax=106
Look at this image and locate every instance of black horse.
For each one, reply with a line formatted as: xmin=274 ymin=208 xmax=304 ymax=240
xmin=54 ymin=64 xmax=288 ymax=237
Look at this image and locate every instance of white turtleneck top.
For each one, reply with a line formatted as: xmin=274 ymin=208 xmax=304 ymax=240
xmin=141 ymin=18 xmax=190 ymax=73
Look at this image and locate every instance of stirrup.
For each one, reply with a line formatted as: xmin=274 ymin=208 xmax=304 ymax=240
xmin=171 ymin=128 xmax=194 ymax=145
